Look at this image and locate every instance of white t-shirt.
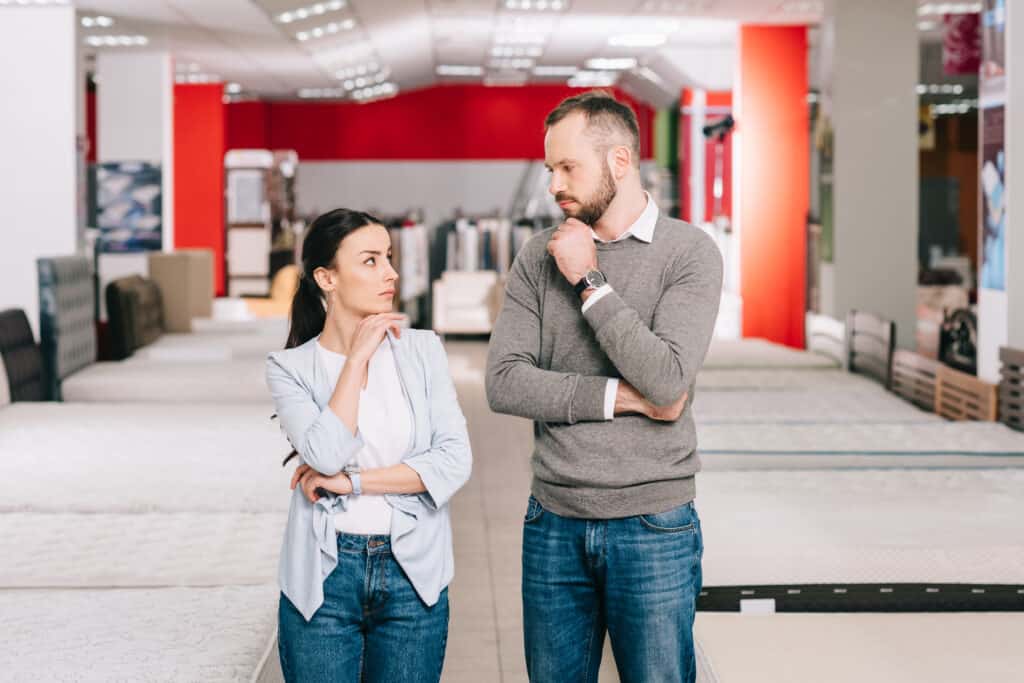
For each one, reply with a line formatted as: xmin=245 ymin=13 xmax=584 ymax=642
xmin=316 ymin=338 xmax=413 ymax=535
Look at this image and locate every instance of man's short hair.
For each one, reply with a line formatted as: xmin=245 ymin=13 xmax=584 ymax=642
xmin=544 ymin=90 xmax=641 ymax=166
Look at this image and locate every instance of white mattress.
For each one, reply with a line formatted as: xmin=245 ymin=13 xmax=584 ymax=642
xmin=61 ymin=358 xmax=271 ymax=403
xmin=0 ymin=403 xmax=293 ymax=513
xmin=699 ymin=421 xmax=1024 ymax=455
xmin=704 ymin=338 xmax=840 ymax=370
xmin=135 ymin=331 xmax=287 ymax=362
xmin=695 ymin=612 xmax=1024 ymax=683
xmin=0 ymin=512 xmax=283 ymax=587
xmin=0 ymin=585 xmax=278 ymax=682
xmin=693 ymin=389 xmax=941 ymax=425
xmin=696 ymin=368 xmax=882 ymax=392
xmin=698 ymin=469 xmax=1024 ymax=586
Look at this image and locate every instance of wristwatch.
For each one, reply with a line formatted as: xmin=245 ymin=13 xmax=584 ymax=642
xmin=573 ymin=269 xmax=607 ymax=297
xmin=344 ymin=465 xmax=362 ymax=496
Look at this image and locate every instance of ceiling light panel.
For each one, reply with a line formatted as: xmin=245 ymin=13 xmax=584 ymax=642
xmin=295 ymin=18 xmax=356 ymax=42
xmin=568 ymin=70 xmax=618 ymax=87
xmin=80 ymin=16 xmax=114 ymax=28
xmin=503 ymin=0 xmax=568 ymax=10
xmin=585 ymin=57 xmax=637 ymax=70
xmin=277 ymin=1 xmax=346 ymax=24
xmin=84 ymin=35 xmax=149 ymax=48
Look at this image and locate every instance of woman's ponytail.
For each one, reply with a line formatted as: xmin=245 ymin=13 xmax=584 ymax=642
xmin=285 ymin=274 xmax=327 ymax=349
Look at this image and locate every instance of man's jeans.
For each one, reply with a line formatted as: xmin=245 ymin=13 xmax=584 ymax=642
xmin=278 ymin=533 xmax=449 ymax=683
xmin=522 ymin=496 xmax=703 ymax=683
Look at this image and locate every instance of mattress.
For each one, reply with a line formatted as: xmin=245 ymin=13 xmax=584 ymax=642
xmin=0 ymin=585 xmax=278 ymax=682
xmin=693 ymin=389 xmax=941 ymax=425
xmin=698 ymin=468 xmax=1024 ymax=588
xmin=134 ymin=330 xmax=287 ymax=362
xmin=695 ymin=612 xmax=1024 ymax=683
xmin=0 ymin=403 xmax=293 ymax=513
xmin=699 ymin=421 xmax=1024 ymax=456
xmin=61 ymin=358 xmax=271 ymax=403
xmin=696 ymin=368 xmax=882 ymax=392
xmin=0 ymin=512 xmax=283 ymax=587
xmin=703 ymin=338 xmax=840 ymax=370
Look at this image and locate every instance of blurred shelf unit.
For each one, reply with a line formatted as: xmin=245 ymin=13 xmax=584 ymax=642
xmin=224 ymin=149 xmax=299 ymax=298
xmin=380 ymin=212 xmax=430 ymax=328
xmin=430 ymin=215 xmax=547 ymax=335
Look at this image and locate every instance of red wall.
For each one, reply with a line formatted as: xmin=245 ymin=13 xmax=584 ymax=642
xmin=225 ymin=85 xmax=654 ymax=161
xmin=173 ymin=84 xmax=226 ymax=295
xmin=737 ymin=26 xmax=809 ymax=348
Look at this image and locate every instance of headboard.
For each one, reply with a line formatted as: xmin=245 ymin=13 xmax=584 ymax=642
xmin=106 ymin=275 xmax=165 ymax=359
xmin=846 ymin=310 xmax=896 ymax=389
xmin=805 ymin=312 xmax=847 ymax=368
xmin=37 ymin=256 xmax=97 ymax=399
xmin=0 ymin=308 xmax=46 ymax=402
xmin=999 ymin=346 xmax=1024 ymax=431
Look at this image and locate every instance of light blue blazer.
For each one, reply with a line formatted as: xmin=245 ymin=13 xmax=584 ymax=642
xmin=266 ymin=329 xmax=472 ymax=621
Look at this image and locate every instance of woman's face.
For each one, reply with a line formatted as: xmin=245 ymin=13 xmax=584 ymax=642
xmin=318 ymin=223 xmax=398 ymax=318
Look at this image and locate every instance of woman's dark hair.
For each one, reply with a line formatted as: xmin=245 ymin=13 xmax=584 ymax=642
xmin=279 ymin=207 xmax=381 ymax=469
xmin=285 ymin=207 xmax=382 ymax=349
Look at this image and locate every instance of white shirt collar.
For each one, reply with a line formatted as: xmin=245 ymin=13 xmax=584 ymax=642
xmin=591 ymin=191 xmax=659 ymax=244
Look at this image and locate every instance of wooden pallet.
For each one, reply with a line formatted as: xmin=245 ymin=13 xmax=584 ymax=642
xmin=936 ymin=364 xmax=998 ymax=422
xmin=891 ymin=350 xmax=939 ymax=412
xmin=847 ymin=310 xmax=895 ymax=389
xmin=999 ymin=346 xmax=1024 ymax=431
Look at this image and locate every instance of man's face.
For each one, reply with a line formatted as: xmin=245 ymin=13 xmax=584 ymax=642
xmin=544 ymin=112 xmax=617 ymax=226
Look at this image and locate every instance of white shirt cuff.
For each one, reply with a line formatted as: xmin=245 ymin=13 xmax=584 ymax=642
xmin=581 ymin=284 xmax=613 ymax=313
xmin=603 ymin=378 xmax=618 ymax=421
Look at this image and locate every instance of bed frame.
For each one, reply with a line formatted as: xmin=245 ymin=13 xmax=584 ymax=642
xmin=999 ymin=346 xmax=1024 ymax=431
xmin=890 ymin=350 xmax=939 ymax=412
xmin=37 ymin=256 xmax=97 ymax=400
xmin=805 ymin=312 xmax=847 ymax=368
xmin=846 ymin=310 xmax=895 ymax=388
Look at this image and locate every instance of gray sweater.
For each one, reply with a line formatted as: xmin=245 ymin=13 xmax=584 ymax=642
xmin=485 ymin=215 xmax=723 ymax=519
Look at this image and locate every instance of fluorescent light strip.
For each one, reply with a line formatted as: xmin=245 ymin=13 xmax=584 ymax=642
xmin=84 ymin=35 xmax=149 ymax=47
xmin=298 ymin=87 xmax=347 ymax=98
xmin=918 ymin=2 xmax=982 ymax=15
xmin=277 ymin=1 xmax=345 ymax=24
xmin=504 ymin=0 xmax=566 ymax=10
xmin=568 ymin=70 xmax=617 ymax=87
xmin=584 ymin=57 xmax=637 ymax=70
xmin=296 ymin=18 xmax=356 ymax=41
xmin=437 ymin=65 xmax=484 ymax=76
xmin=533 ymin=65 xmax=578 ymax=76
xmin=608 ymin=33 xmax=667 ymax=47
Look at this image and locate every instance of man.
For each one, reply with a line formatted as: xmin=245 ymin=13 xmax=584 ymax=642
xmin=485 ymin=91 xmax=723 ymax=682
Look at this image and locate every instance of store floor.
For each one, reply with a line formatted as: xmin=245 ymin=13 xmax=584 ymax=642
xmin=438 ymin=340 xmax=1024 ymax=683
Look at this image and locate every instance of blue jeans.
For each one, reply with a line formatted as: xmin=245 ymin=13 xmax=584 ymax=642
xmin=278 ymin=533 xmax=449 ymax=683
xmin=522 ymin=496 xmax=703 ymax=683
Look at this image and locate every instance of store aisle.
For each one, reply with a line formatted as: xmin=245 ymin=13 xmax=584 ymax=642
xmin=442 ymin=340 xmax=625 ymax=682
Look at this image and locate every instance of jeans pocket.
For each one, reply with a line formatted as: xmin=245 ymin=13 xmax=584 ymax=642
xmin=524 ymin=495 xmax=544 ymax=524
xmin=639 ymin=501 xmax=697 ymax=534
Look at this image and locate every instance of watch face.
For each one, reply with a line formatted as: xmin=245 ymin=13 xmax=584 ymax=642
xmin=586 ymin=270 xmax=607 ymax=289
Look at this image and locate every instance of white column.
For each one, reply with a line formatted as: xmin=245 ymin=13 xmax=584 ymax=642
xmin=822 ymin=0 xmax=919 ymax=347
xmin=0 ymin=4 xmax=78 ymax=337
xmin=95 ymin=51 xmax=175 ymax=317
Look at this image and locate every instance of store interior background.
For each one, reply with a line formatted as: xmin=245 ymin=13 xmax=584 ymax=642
xmin=1 ymin=0 xmax=1019 ymax=383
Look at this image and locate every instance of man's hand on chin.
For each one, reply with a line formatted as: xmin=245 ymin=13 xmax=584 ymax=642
xmin=547 ymin=217 xmax=597 ymax=286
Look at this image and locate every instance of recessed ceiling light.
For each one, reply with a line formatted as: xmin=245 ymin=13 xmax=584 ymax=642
xmin=296 ymin=17 xmax=355 ymax=41
xmin=81 ymin=16 xmax=113 ymax=28
xmin=584 ymin=57 xmax=637 ymax=70
xmin=489 ymin=58 xmax=535 ymax=70
xmin=84 ymin=34 xmax=148 ymax=48
xmin=504 ymin=0 xmax=567 ymax=10
xmin=226 ymin=82 xmax=242 ymax=94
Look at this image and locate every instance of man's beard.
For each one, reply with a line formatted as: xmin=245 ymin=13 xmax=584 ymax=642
xmin=557 ymin=165 xmax=617 ymax=226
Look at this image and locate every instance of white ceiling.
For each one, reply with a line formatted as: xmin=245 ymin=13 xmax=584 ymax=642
xmin=73 ymin=0 xmax=962 ymax=105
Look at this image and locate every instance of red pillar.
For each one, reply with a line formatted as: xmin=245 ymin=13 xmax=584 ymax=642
xmin=736 ymin=26 xmax=808 ymax=348
xmin=173 ymin=84 xmax=226 ymax=295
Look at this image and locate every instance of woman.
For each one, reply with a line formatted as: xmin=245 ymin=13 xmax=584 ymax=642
xmin=266 ymin=208 xmax=472 ymax=683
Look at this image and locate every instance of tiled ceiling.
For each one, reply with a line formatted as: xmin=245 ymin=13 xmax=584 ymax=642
xmin=72 ymin=0 xmax=967 ymax=105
